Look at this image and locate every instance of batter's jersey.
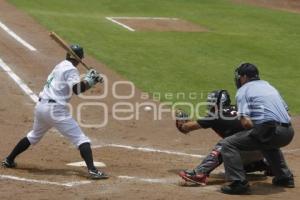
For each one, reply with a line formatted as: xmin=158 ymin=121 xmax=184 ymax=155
xmin=236 ymin=80 xmax=290 ymax=125
xmin=197 ymin=106 xmax=244 ymax=138
xmin=39 ymin=60 xmax=80 ymax=105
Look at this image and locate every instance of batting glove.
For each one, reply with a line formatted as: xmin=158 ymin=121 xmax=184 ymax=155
xmin=84 ymin=69 xmax=102 ymax=87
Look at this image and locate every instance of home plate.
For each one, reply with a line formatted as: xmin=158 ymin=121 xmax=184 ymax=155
xmin=67 ymin=161 xmax=106 ymax=167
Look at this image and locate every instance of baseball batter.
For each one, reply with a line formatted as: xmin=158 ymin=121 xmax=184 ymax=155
xmin=2 ymin=45 xmax=108 ymax=180
xmin=176 ymin=90 xmax=270 ymax=185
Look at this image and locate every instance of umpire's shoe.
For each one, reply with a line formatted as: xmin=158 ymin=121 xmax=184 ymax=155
xmin=272 ymin=175 xmax=295 ymax=188
xmin=88 ymin=169 xmax=109 ymax=180
xmin=221 ymin=180 xmax=250 ymax=195
xmin=2 ymin=158 xmax=16 ymax=168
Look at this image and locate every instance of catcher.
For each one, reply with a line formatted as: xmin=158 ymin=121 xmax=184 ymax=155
xmin=176 ymin=90 xmax=271 ymax=185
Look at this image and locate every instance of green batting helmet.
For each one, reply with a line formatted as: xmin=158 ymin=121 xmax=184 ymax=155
xmin=66 ymin=44 xmax=84 ymax=60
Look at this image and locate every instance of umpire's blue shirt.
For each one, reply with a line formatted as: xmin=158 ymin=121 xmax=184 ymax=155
xmin=236 ymin=80 xmax=290 ymax=125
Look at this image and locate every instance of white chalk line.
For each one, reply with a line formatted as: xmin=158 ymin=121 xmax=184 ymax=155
xmin=283 ymin=148 xmax=300 ymax=153
xmin=0 ymin=173 xmax=217 ymax=191
xmin=92 ymin=143 xmax=205 ymax=158
xmin=0 ymin=174 xmax=91 ymax=187
xmin=0 ymin=173 xmax=217 ymax=190
xmin=105 ymin=17 xmax=135 ymax=32
xmin=118 ymin=175 xmax=219 ymax=191
xmin=0 ymin=58 xmax=39 ymax=103
xmin=0 ymin=20 xmax=37 ymax=51
xmin=109 ymin=16 xmax=179 ymax=20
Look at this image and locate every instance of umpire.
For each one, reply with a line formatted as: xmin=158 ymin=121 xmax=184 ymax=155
xmin=220 ymin=63 xmax=294 ymax=194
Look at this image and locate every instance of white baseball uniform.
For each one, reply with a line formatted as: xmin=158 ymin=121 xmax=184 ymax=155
xmin=27 ymin=60 xmax=90 ymax=147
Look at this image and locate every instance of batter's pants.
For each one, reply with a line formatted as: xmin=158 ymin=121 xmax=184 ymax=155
xmin=27 ymin=102 xmax=90 ymax=148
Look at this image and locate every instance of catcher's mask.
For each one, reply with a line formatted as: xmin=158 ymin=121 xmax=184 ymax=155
xmin=234 ymin=63 xmax=260 ymax=89
xmin=206 ymin=90 xmax=231 ymax=111
xmin=66 ymin=44 xmax=84 ymax=60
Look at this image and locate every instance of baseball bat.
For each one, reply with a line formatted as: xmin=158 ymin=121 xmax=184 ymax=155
xmin=49 ymin=31 xmax=91 ymax=70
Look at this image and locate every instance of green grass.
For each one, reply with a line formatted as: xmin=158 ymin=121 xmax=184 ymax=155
xmin=8 ymin=0 xmax=300 ymax=114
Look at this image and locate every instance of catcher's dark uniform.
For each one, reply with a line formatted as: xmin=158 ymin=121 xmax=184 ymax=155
xmin=198 ymin=105 xmax=243 ymax=138
xmin=194 ymin=105 xmax=267 ymax=175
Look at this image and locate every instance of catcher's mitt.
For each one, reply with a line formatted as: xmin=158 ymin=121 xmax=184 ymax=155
xmin=175 ymin=110 xmax=191 ymax=134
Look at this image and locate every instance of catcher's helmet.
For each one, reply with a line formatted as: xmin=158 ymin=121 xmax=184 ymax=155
xmin=234 ymin=63 xmax=260 ymax=89
xmin=207 ymin=90 xmax=231 ymax=111
xmin=66 ymin=44 xmax=84 ymax=60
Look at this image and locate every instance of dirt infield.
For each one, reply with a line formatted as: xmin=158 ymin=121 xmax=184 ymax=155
xmin=0 ymin=0 xmax=300 ymax=199
xmin=234 ymin=0 xmax=300 ymax=13
xmin=108 ymin=17 xmax=208 ymax=32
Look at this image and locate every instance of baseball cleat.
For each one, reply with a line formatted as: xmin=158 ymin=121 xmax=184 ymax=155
xmin=179 ymin=169 xmax=208 ymax=186
xmin=2 ymin=158 xmax=16 ymax=168
xmin=221 ymin=180 xmax=250 ymax=195
xmin=272 ymin=175 xmax=295 ymax=188
xmin=88 ymin=169 xmax=109 ymax=180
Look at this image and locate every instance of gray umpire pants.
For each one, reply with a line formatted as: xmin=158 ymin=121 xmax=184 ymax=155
xmin=220 ymin=123 xmax=294 ymax=181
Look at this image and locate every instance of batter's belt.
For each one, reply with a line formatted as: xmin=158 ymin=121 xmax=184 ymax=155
xmin=38 ymin=97 xmax=57 ymax=103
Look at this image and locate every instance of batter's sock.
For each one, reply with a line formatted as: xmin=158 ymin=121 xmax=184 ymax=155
xmin=7 ymin=137 xmax=31 ymax=161
xmin=79 ymin=142 xmax=96 ymax=171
